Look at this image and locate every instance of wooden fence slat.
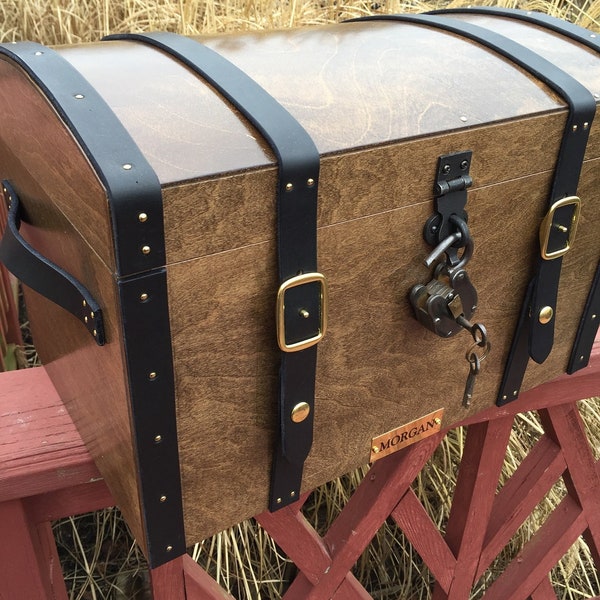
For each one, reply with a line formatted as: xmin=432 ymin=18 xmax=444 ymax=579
xmin=528 ymin=574 xmax=557 ymax=600
xmin=478 ymin=434 xmax=566 ymax=578
xmin=149 ymin=556 xmax=187 ymax=600
xmin=483 ymin=495 xmax=586 ymax=600
xmin=391 ymin=489 xmax=456 ymax=592
xmin=181 ymin=555 xmax=235 ymax=600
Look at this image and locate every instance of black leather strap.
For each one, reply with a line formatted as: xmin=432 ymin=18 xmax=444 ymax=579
xmin=105 ymin=32 xmax=324 ymax=511
xmin=348 ymin=14 xmax=595 ymax=404
xmin=428 ymin=8 xmax=600 ymax=375
xmin=568 ymin=260 xmax=600 ymax=373
xmin=0 ymin=40 xmax=185 ymax=567
xmin=0 ymin=181 xmax=105 ymax=345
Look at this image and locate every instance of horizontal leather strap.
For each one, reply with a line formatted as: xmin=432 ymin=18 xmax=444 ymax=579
xmin=0 ymin=181 xmax=105 ymax=345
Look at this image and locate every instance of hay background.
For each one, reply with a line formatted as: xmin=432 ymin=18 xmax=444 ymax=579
xmin=2 ymin=1 xmax=600 ymax=598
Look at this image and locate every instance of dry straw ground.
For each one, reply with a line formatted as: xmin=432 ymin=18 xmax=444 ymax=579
xmin=3 ymin=1 xmax=600 ymax=598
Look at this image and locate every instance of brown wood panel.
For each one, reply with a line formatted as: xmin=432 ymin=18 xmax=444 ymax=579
xmin=0 ymin=57 xmax=115 ymax=272
xmin=162 ymin=111 xmax=567 ymax=265
xmin=59 ymin=21 xmax=565 ymax=186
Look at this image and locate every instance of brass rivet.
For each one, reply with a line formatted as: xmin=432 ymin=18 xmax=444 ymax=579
xmin=573 ymin=125 xmax=579 ymax=132
xmin=154 ymin=435 xmax=162 ymax=443
xmin=84 ymin=316 xmax=88 ymax=323
xmin=502 ymin=395 xmax=508 ymax=401
xmin=276 ymin=497 xmax=282 ymax=504
xmin=160 ymin=495 xmax=167 ymax=502
xmin=138 ymin=212 xmax=148 ymax=223
xmin=166 ymin=545 xmax=173 ymax=552
xmin=93 ymin=330 xmax=97 ymax=336
xmin=592 ymin=314 xmax=597 ymax=320
xmin=34 ymin=51 xmax=43 ymax=56
xmin=74 ymin=93 xmax=84 ymax=99
xmin=149 ymin=372 xmax=157 ymax=380
xmin=299 ymin=309 xmax=310 ymax=319
xmin=290 ymin=491 xmax=296 ymax=498
xmin=90 ymin=311 xmax=94 ymax=318
xmin=140 ymin=293 xmax=149 ymax=302
xmin=82 ymin=300 xmax=87 ymax=307
xmin=291 ymin=402 xmax=310 ymax=423
xmin=584 ymin=122 xmax=590 ymax=130
xmin=285 ymin=182 xmax=293 ymax=192
xmin=123 ymin=163 xmax=133 ymax=170
xmin=142 ymin=245 xmax=151 ymax=255
xmin=538 ymin=306 xmax=554 ymax=324
xmin=580 ymin=355 xmax=585 ymax=361
xmin=372 ymin=446 xmax=380 ymax=454
xmin=307 ymin=178 xmax=315 ymax=187
xmin=513 ymin=390 xmax=518 ymax=397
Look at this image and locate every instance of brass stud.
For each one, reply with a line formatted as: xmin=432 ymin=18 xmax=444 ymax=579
xmin=122 ymin=163 xmax=133 ymax=170
xmin=276 ymin=497 xmax=282 ymax=504
xmin=285 ymin=182 xmax=293 ymax=192
xmin=592 ymin=314 xmax=597 ymax=320
xmin=166 ymin=545 xmax=173 ymax=552
xmin=141 ymin=245 xmax=151 ymax=255
xmin=291 ymin=402 xmax=310 ymax=423
xmin=154 ymin=435 xmax=162 ymax=443
xmin=538 ymin=306 xmax=554 ymax=324
xmin=138 ymin=212 xmax=148 ymax=223
xmin=580 ymin=355 xmax=585 ymax=361
xmin=513 ymin=390 xmax=518 ymax=397
xmin=372 ymin=446 xmax=380 ymax=454
xmin=160 ymin=495 xmax=167 ymax=503
xmin=584 ymin=122 xmax=590 ymax=130
xmin=34 ymin=51 xmax=43 ymax=56
xmin=140 ymin=293 xmax=149 ymax=302
xmin=84 ymin=316 xmax=88 ymax=323
xmin=149 ymin=372 xmax=157 ymax=380
xmin=434 ymin=418 xmax=442 ymax=425
xmin=573 ymin=125 xmax=579 ymax=132
xmin=307 ymin=178 xmax=315 ymax=187
xmin=299 ymin=309 xmax=310 ymax=319
xmin=82 ymin=300 xmax=87 ymax=308
xmin=90 ymin=311 xmax=94 ymax=318
xmin=502 ymin=395 xmax=508 ymax=401
xmin=93 ymin=330 xmax=97 ymax=337
xmin=74 ymin=94 xmax=85 ymax=99
xmin=290 ymin=491 xmax=296 ymax=498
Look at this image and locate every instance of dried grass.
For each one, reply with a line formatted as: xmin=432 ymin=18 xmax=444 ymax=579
xmin=5 ymin=0 xmax=600 ymax=598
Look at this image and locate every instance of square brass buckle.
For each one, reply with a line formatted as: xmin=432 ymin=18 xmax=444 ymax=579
xmin=539 ymin=196 xmax=581 ymax=260
xmin=276 ymin=272 xmax=328 ymax=352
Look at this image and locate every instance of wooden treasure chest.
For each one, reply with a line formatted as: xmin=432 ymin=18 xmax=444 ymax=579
xmin=1 ymin=8 xmax=599 ymax=567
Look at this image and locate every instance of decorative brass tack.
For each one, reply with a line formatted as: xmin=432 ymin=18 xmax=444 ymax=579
xmin=34 ymin=51 xmax=43 ymax=56
xmin=90 ymin=311 xmax=94 ymax=318
xmin=372 ymin=446 xmax=380 ymax=454
xmin=580 ymin=355 xmax=585 ymax=361
xmin=82 ymin=300 xmax=87 ymax=307
xmin=138 ymin=212 xmax=148 ymax=223
xmin=290 ymin=491 xmax=296 ymax=498
xmin=276 ymin=497 xmax=282 ymax=504
xmin=538 ymin=306 xmax=554 ymax=324
xmin=160 ymin=495 xmax=167 ymax=503
xmin=166 ymin=546 xmax=173 ymax=552
xmin=291 ymin=402 xmax=310 ymax=423
xmin=592 ymin=314 xmax=597 ymax=320
xmin=122 ymin=163 xmax=133 ymax=170
xmin=502 ymin=395 xmax=507 ymax=401
xmin=299 ymin=309 xmax=310 ymax=319
xmin=307 ymin=178 xmax=315 ymax=187
xmin=93 ymin=330 xmax=97 ymax=337
xmin=584 ymin=122 xmax=590 ymax=130
xmin=513 ymin=390 xmax=518 ymax=397
xmin=84 ymin=316 xmax=88 ymax=323
xmin=285 ymin=182 xmax=293 ymax=192
xmin=140 ymin=293 xmax=149 ymax=302
xmin=573 ymin=125 xmax=578 ymax=133
xmin=74 ymin=94 xmax=85 ymax=99
xmin=149 ymin=372 xmax=157 ymax=380
xmin=154 ymin=435 xmax=162 ymax=443
xmin=142 ymin=245 xmax=151 ymax=255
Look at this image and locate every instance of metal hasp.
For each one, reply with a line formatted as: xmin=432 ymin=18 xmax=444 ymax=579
xmin=411 ymin=151 xmax=476 ymax=338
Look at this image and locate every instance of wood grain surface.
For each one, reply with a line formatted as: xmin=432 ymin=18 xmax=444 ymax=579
xmin=1 ymin=17 xmax=600 ymax=549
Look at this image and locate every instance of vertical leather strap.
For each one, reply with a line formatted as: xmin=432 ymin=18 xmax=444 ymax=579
xmin=105 ymin=32 xmax=324 ymax=511
xmin=347 ymin=14 xmax=595 ymax=405
xmin=428 ymin=7 xmax=600 ymax=375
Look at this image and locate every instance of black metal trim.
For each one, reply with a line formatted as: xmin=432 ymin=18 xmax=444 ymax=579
xmin=104 ymin=32 xmax=322 ymax=512
xmin=0 ymin=41 xmax=185 ymax=567
xmin=0 ymin=181 xmax=105 ymax=345
xmin=347 ymin=14 xmax=595 ymax=404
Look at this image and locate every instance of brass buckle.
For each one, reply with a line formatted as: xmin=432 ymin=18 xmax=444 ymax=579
xmin=539 ymin=196 xmax=581 ymax=260
xmin=276 ymin=272 xmax=328 ymax=352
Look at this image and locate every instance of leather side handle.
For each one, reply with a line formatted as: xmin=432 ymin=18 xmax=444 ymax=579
xmin=0 ymin=181 xmax=105 ymax=346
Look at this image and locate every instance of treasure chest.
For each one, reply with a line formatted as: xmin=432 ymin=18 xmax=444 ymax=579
xmin=1 ymin=9 xmax=599 ymax=567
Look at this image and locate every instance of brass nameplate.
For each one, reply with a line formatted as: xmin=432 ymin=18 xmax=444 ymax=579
xmin=370 ymin=409 xmax=444 ymax=463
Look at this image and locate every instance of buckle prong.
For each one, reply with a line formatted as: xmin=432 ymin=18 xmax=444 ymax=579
xmin=276 ymin=273 xmax=328 ymax=352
